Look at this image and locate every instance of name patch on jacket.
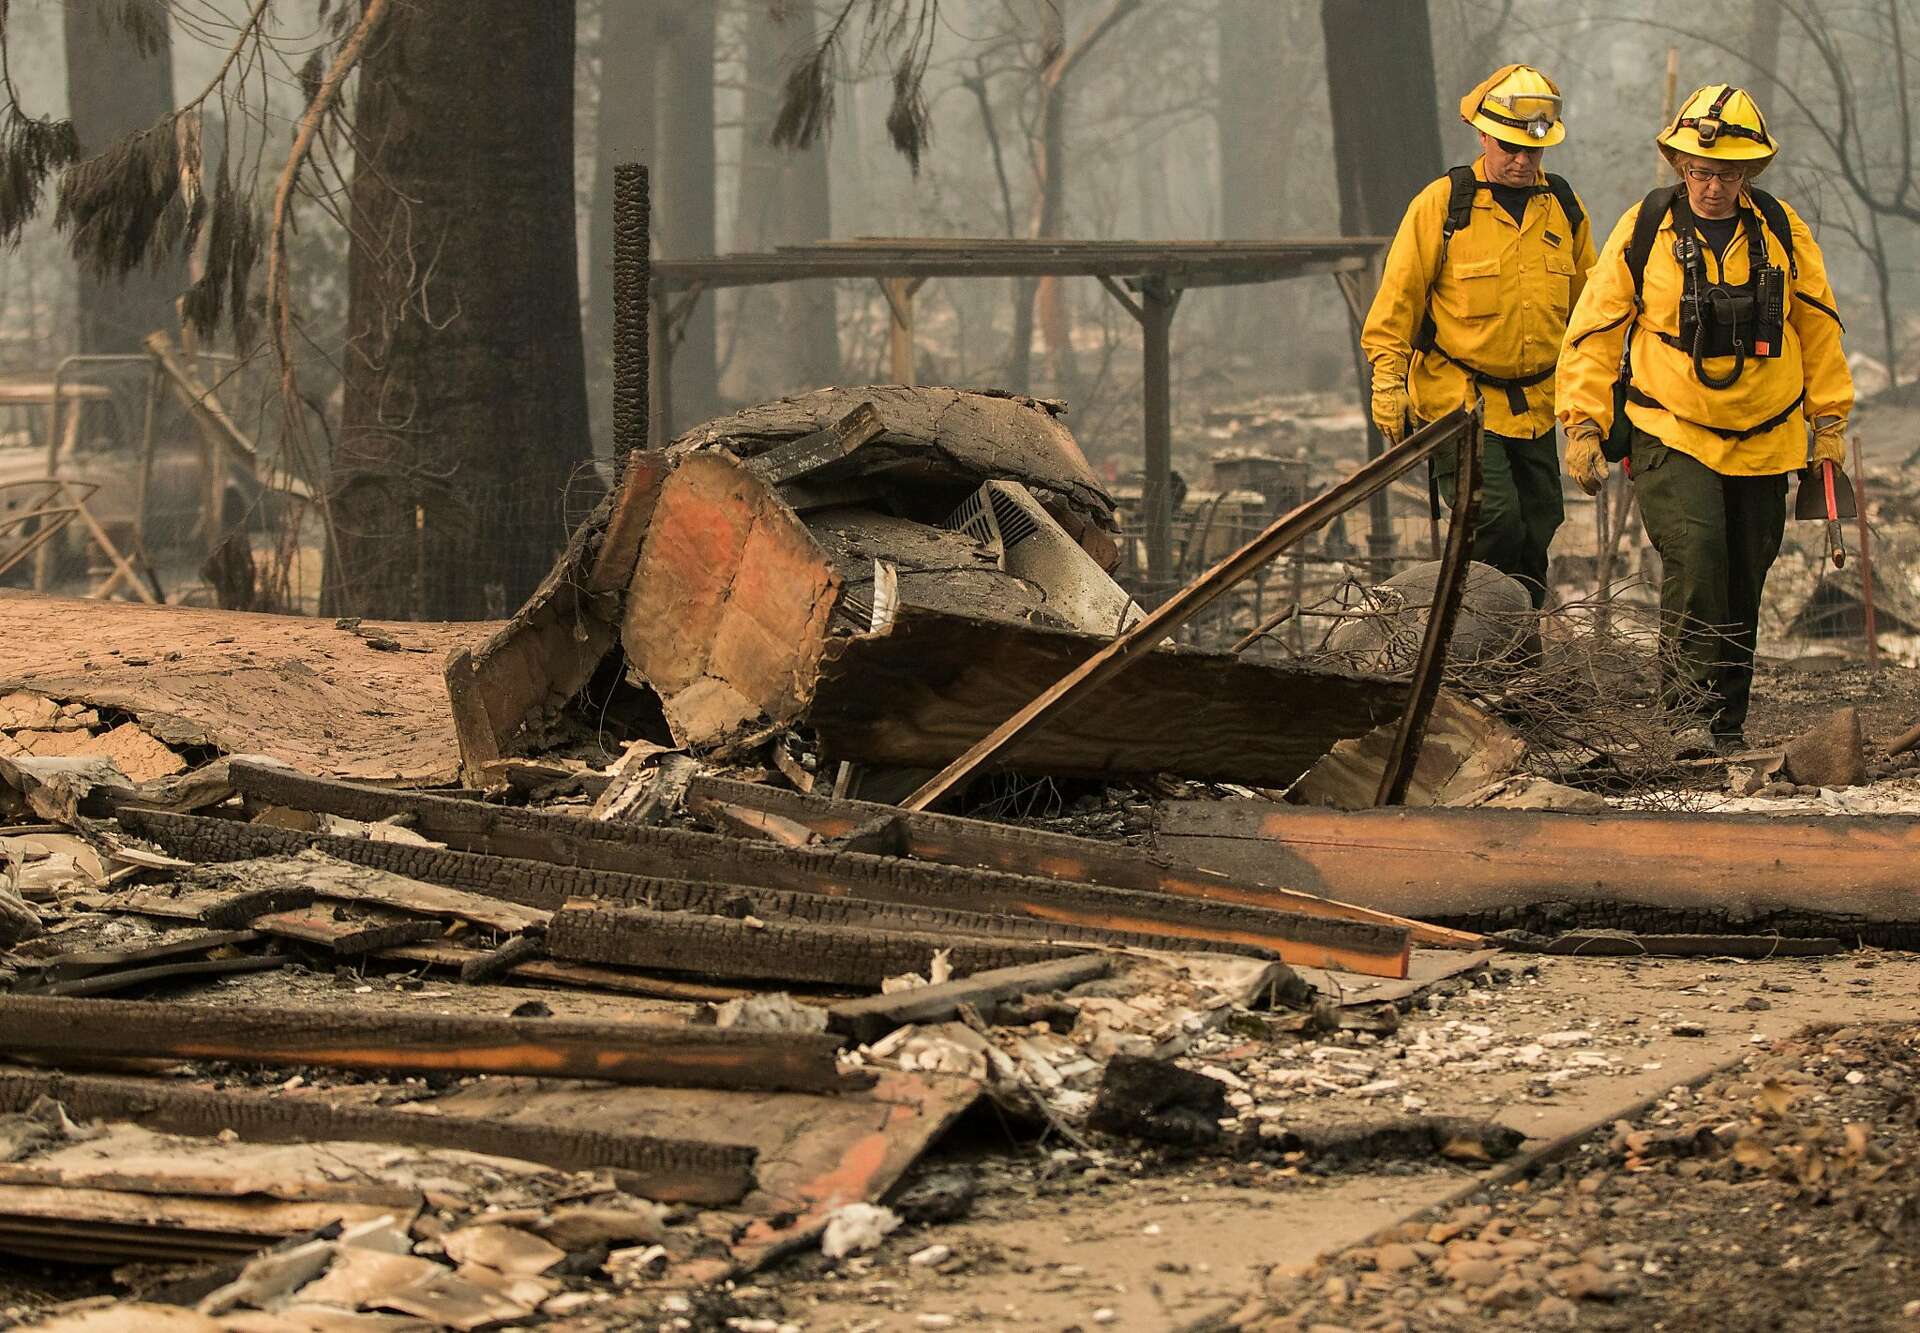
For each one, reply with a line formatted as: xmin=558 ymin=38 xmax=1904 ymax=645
xmin=1544 ymin=230 xmax=1563 ymax=247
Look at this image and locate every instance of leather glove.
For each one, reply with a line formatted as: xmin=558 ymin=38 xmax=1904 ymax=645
xmin=1370 ymin=375 xmax=1409 ymax=444
xmin=1565 ymin=420 xmax=1608 ymax=496
xmin=1811 ymin=416 xmax=1848 ymax=467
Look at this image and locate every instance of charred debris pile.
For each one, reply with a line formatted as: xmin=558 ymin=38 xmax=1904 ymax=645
xmin=0 ymin=386 xmax=1911 ymax=1322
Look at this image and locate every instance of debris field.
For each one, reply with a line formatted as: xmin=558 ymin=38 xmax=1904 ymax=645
xmin=0 ymin=387 xmax=1917 ymax=1331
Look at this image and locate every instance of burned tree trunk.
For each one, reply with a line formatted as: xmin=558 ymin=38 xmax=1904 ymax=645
xmin=1321 ymin=0 xmax=1441 ymax=573
xmin=1320 ymin=0 xmax=1442 ymax=239
xmin=61 ymin=0 xmax=185 ymax=354
xmin=327 ymin=2 xmax=591 ymax=620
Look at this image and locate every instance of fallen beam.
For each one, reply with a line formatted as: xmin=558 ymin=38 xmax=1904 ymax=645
xmin=31 ymin=955 xmax=285 ymax=998
xmin=28 ymin=931 xmax=260 ymax=983
xmin=545 ymin=902 xmax=1083 ymax=989
xmin=214 ymin=766 xmax=1409 ymax=974
xmin=1156 ymin=801 xmax=1920 ymax=947
xmin=685 ymin=775 xmax=1480 ymax=951
xmin=826 ymin=955 xmax=1113 ymax=1044
xmin=0 ymin=995 xmax=865 ymax=1095
xmin=0 ymin=1070 xmax=755 ymax=1204
xmin=121 ymin=814 xmax=1295 ymax=963
xmin=377 ymin=940 xmax=751 ymax=1004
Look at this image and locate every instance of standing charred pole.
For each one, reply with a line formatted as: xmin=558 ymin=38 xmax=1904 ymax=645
xmin=613 ymin=164 xmax=650 ymax=460
xmin=1321 ymin=0 xmax=1444 ymax=577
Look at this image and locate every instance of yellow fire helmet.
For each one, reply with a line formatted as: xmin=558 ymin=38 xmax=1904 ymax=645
xmin=1461 ymin=64 xmax=1565 ymax=147
xmin=1658 ymin=84 xmax=1777 ymax=165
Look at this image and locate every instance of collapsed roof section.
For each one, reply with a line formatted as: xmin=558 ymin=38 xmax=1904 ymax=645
xmin=446 ymin=386 xmax=1407 ymax=791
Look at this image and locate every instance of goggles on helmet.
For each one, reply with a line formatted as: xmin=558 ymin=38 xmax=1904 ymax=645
xmin=1479 ymin=90 xmax=1561 ymax=141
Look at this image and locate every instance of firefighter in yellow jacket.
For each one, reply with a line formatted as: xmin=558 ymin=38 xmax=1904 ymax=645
xmin=1557 ymin=85 xmax=1852 ymax=749
xmin=1363 ymin=64 xmax=1596 ymax=608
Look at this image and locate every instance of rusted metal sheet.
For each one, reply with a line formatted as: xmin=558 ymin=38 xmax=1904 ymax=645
xmin=807 ymin=605 xmax=1409 ymax=789
xmin=446 ymin=454 xmax=668 ymax=782
xmin=621 ymin=451 xmax=842 ymax=748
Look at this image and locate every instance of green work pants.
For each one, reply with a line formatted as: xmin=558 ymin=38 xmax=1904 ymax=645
xmin=1629 ymin=430 xmax=1788 ymax=740
xmin=1435 ymin=429 xmax=1565 ymax=609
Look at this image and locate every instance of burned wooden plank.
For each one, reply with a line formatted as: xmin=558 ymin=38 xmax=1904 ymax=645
xmin=135 ymin=796 xmax=1409 ymax=976
xmin=685 ymin=775 xmax=1482 ymax=951
xmin=0 ymin=995 xmax=865 ymax=1095
xmin=121 ymin=811 xmax=1293 ymax=962
xmin=0 ymin=1070 xmax=755 ymax=1204
xmin=252 ymin=907 xmax=441 ymax=957
xmin=1156 ymin=801 xmax=1920 ymax=947
xmin=31 ymin=931 xmax=260 ymax=983
xmin=34 ymin=955 xmax=285 ymax=998
xmin=132 ymin=883 xmax=318 ymax=929
xmin=743 ymin=402 xmax=884 ymax=486
xmin=377 ymin=940 xmax=751 ymax=1003
xmin=545 ymin=901 xmax=1084 ymax=989
xmin=827 ymin=955 xmax=1112 ymax=1044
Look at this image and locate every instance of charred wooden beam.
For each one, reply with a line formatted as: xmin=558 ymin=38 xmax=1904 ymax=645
xmin=0 ymin=1070 xmax=754 ymax=1204
xmin=120 ymin=812 xmax=1290 ymax=963
xmin=252 ymin=909 xmax=440 ymax=957
xmin=685 ymin=775 xmax=1480 ymax=951
xmin=31 ymin=955 xmax=285 ymax=998
xmin=213 ymin=766 xmax=1410 ymax=974
xmin=545 ymin=901 xmax=1081 ymax=989
xmin=1156 ymin=801 xmax=1920 ymax=947
xmin=0 ymin=995 xmax=864 ymax=1095
xmin=30 ymin=932 xmax=260 ymax=983
xmin=744 ymin=402 xmax=884 ymax=486
xmin=826 ymin=955 xmax=1113 ymax=1044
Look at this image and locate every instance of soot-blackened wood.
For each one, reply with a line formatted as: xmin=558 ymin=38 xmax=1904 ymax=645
xmin=32 ymin=932 xmax=261 ymax=982
xmin=827 ymin=955 xmax=1112 ymax=1044
xmin=0 ymin=995 xmax=863 ymax=1095
xmin=459 ymin=933 xmax=547 ymax=983
xmin=0 ymin=1070 xmax=753 ymax=1204
xmin=744 ymin=403 xmax=884 ymax=486
xmin=34 ymin=955 xmax=285 ymax=998
xmin=253 ymin=909 xmax=440 ymax=957
xmin=377 ymin=941 xmax=751 ymax=1003
xmin=200 ymin=885 xmax=318 ymax=928
xmin=117 ymin=812 xmax=1279 ymax=961
xmin=213 ymin=767 xmax=1410 ymax=973
xmin=545 ymin=903 xmax=1080 ymax=989
xmin=685 ymin=775 xmax=1480 ymax=951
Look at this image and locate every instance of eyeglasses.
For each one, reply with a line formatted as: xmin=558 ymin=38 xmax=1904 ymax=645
xmin=1684 ymin=166 xmax=1745 ymax=185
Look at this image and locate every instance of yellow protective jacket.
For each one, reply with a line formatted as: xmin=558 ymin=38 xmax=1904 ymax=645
xmin=1362 ymin=157 xmax=1596 ymax=438
xmin=1556 ymin=190 xmax=1853 ymax=476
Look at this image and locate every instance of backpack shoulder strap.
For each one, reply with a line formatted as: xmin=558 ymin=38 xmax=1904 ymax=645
xmin=1744 ymin=186 xmax=1797 ymax=277
xmin=1442 ymin=165 xmax=1478 ymax=238
xmin=1625 ymin=185 xmax=1680 ymax=302
xmin=1543 ymin=173 xmax=1585 ymax=236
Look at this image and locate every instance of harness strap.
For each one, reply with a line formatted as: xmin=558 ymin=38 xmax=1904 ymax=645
xmin=1425 ymin=343 xmax=1555 ymax=417
xmin=1624 ymin=386 xmax=1806 ymax=442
